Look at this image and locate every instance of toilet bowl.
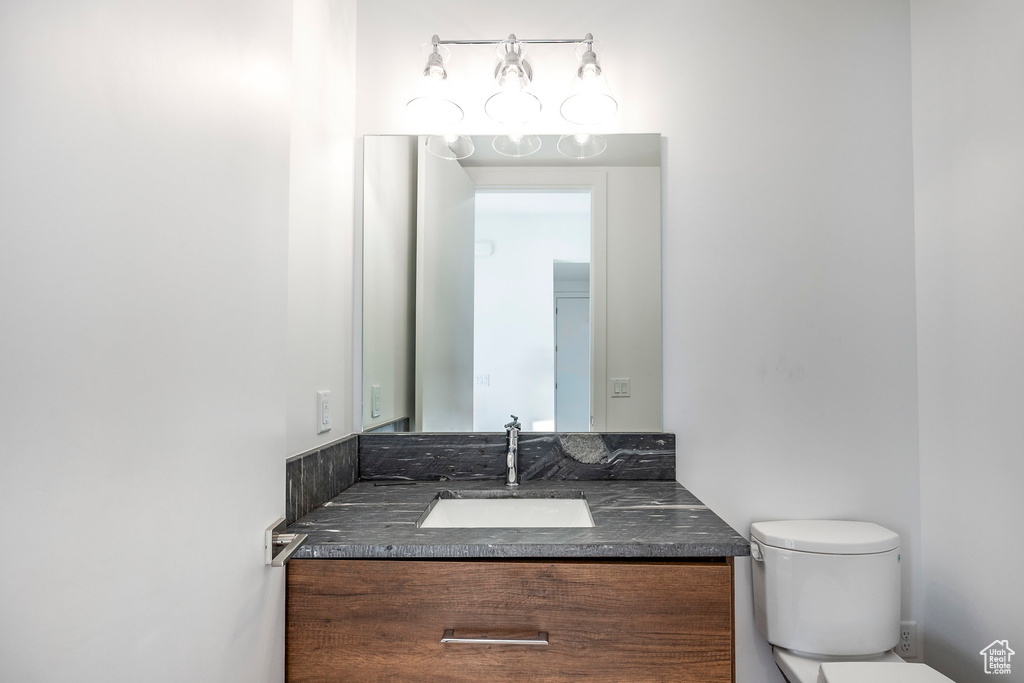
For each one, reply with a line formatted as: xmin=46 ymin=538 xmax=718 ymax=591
xmin=751 ymin=520 xmax=950 ymax=683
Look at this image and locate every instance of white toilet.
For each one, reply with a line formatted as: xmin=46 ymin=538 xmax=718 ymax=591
xmin=750 ymin=520 xmax=953 ymax=683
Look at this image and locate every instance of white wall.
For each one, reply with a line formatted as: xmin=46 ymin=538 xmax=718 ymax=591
xmin=415 ymin=147 xmax=476 ymax=431
xmin=0 ymin=2 xmax=293 ymax=680
xmin=911 ymin=2 xmax=1024 ymax=680
xmin=286 ymin=0 xmax=358 ymax=455
xmin=356 ymin=3 xmax=921 ymax=681
xmin=362 ymin=136 xmax=417 ymax=430
xmin=603 ymin=166 xmax=661 ymax=432
xmin=473 ymin=193 xmax=591 ymax=431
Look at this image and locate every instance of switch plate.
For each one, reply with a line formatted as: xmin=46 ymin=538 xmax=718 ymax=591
xmin=611 ymin=378 xmax=631 ymax=398
xmin=317 ymin=390 xmax=331 ymax=434
xmin=371 ymin=385 xmax=381 ymax=418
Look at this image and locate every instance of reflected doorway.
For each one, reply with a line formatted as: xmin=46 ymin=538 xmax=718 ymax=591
xmin=472 ymin=190 xmax=591 ymax=432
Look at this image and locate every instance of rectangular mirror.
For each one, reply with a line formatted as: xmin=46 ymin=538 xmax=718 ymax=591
xmin=362 ymin=134 xmax=662 ymax=433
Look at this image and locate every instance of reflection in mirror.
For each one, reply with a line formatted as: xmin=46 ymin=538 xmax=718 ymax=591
xmin=362 ymin=134 xmax=662 ymax=433
xmin=474 ymin=190 xmax=591 ymax=432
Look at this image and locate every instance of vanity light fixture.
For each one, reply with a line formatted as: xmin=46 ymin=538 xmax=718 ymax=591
xmin=408 ymin=33 xmax=617 ymax=160
xmin=491 ymin=133 xmax=542 ymax=157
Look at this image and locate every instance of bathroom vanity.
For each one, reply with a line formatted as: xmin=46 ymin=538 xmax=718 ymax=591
xmin=284 ymin=478 xmax=749 ymax=682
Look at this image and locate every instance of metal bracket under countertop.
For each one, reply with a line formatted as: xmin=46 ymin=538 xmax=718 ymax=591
xmin=265 ymin=518 xmax=307 ymax=567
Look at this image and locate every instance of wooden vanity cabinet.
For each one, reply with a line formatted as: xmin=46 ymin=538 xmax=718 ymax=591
xmin=286 ymin=558 xmax=734 ymax=682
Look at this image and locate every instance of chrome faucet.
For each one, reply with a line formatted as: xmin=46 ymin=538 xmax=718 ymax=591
xmin=504 ymin=415 xmax=522 ymax=487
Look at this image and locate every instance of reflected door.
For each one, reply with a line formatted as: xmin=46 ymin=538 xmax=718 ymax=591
xmin=555 ymin=295 xmax=591 ymax=431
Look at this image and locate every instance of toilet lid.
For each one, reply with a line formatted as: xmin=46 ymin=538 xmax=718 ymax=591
xmin=751 ymin=520 xmax=900 ymax=554
xmin=818 ymin=663 xmax=954 ymax=682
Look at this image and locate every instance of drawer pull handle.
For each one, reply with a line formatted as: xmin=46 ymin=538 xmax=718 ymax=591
xmin=440 ymin=629 xmax=549 ymax=646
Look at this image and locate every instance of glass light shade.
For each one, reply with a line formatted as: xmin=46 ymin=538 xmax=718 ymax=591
xmin=492 ymin=134 xmax=541 ymax=157
xmin=561 ymin=37 xmax=618 ymax=126
xmin=406 ymin=43 xmax=463 ymax=128
xmin=406 ymin=96 xmax=464 ymax=128
xmin=425 ymin=134 xmax=474 ymax=160
xmin=560 ymin=72 xmax=617 ymax=126
xmin=406 ymin=76 xmax=463 ymax=128
xmin=556 ymin=132 xmax=607 ymax=159
xmin=484 ymin=89 xmax=541 ymax=124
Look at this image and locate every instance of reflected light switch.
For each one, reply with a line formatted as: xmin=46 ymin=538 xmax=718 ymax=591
xmin=317 ymin=390 xmax=331 ymax=433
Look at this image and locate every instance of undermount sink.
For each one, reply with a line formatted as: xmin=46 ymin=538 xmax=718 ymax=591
xmin=416 ymin=491 xmax=595 ymax=529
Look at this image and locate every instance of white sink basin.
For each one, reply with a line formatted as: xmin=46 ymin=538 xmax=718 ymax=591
xmin=417 ymin=494 xmax=594 ymax=528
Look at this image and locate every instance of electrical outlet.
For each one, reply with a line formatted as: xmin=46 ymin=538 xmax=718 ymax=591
xmin=896 ymin=620 xmax=918 ymax=659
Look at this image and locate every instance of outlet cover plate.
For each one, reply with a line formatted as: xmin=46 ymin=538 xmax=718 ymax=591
xmin=897 ymin=620 xmax=918 ymax=659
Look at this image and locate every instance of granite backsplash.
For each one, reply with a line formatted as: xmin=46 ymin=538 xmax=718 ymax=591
xmin=286 ymin=432 xmax=675 ymax=524
xmin=359 ymin=432 xmax=675 ymax=482
xmin=285 ymin=434 xmax=358 ymax=524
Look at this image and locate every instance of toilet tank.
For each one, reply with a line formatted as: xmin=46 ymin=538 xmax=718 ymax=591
xmin=750 ymin=520 xmax=901 ymax=656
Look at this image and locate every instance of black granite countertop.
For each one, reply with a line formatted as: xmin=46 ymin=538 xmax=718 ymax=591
xmin=286 ymin=479 xmax=750 ymax=559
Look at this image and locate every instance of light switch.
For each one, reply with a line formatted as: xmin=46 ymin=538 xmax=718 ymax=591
xmin=371 ymin=385 xmax=381 ymax=418
xmin=611 ymin=378 xmax=631 ymax=398
xmin=317 ymin=390 xmax=331 ymax=433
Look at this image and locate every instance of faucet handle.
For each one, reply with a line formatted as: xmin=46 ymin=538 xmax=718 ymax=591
xmin=504 ymin=415 xmax=521 ymax=430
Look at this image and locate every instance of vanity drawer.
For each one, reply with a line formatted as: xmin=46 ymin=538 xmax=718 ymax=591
xmin=287 ymin=559 xmax=734 ymax=682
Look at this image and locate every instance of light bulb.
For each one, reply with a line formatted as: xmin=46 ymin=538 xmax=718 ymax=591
xmin=574 ymin=133 xmax=591 ymax=144
xmin=502 ymin=76 xmax=523 ymax=92
xmin=498 ymin=64 xmax=523 ymax=90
